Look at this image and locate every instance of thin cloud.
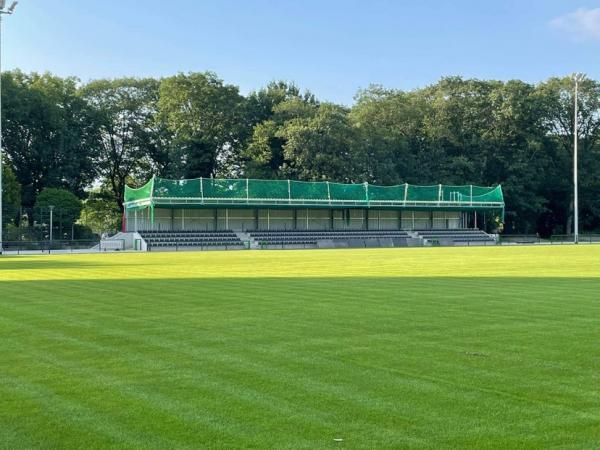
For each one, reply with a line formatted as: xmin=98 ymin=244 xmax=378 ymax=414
xmin=550 ymin=7 xmax=600 ymax=41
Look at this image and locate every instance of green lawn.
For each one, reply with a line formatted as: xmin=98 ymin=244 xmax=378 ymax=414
xmin=1 ymin=246 xmax=600 ymax=449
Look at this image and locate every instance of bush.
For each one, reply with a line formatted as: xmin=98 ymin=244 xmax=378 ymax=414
xmin=34 ymin=189 xmax=83 ymax=239
xmin=34 ymin=188 xmax=82 ymax=223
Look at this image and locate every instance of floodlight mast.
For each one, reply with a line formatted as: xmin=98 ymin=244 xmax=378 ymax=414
xmin=0 ymin=0 xmax=18 ymax=255
xmin=572 ymin=73 xmax=585 ymax=245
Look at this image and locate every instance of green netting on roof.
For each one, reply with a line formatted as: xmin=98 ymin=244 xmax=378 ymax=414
xmin=407 ymin=185 xmax=440 ymax=202
xmin=441 ymin=185 xmax=472 ymax=201
xmin=124 ymin=179 xmax=154 ymax=208
xmin=328 ymin=182 xmax=367 ymax=201
xmin=250 ymin=179 xmax=288 ymax=198
xmin=202 ymin=179 xmax=247 ymax=199
xmin=368 ymin=184 xmax=405 ymax=202
xmin=154 ymin=177 xmax=200 ymax=198
xmin=289 ymin=180 xmax=329 ymax=200
xmin=124 ymin=176 xmax=504 ymax=211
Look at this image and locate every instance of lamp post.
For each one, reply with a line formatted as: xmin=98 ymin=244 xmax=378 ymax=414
xmin=572 ymin=73 xmax=585 ymax=245
xmin=0 ymin=1 xmax=18 ymax=255
xmin=49 ymin=205 xmax=54 ymax=252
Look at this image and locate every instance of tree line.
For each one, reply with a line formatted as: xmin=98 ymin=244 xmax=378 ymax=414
xmin=2 ymin=70 xmax=599 ymax=235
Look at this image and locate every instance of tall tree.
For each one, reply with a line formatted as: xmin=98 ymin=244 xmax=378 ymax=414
xmin=82 ymin=78 xmax=164 ymax=211
xmin=1 ymin=71 xmax=96 ymax=207
xmin=80 ymin=188 xmax=122 ymax=235
xmin=279 ymin=103 xmax=357 ymax=181
xmin=350 ymin=85 xmax=427 ymax=185
xmin=1 ymin=160 xmax=21 ymax=226
xmin=536 ymin=77 xmax=600 ymax=233
xmin=243 ymin=88 xmax=318 ymax=179
xmin=245 ymin=81 xmax=316 ymax=126
xmin=158 ymin=72 xmax=249 ymax=178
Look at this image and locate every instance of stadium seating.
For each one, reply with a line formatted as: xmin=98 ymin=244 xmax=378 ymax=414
xmin=248 ymin=230 xmax=413 ymax=248
xmin=138 ymin=228 xmax=495 ymax=250
xmin=415 ymin=228 xmax=496 ymax=245
xmin=139 ymin=230 xmax=244 ymax=250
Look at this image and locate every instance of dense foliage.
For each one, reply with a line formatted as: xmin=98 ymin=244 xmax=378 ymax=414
xmin=34 ymin=188 xmax=83 ymax=232
xmin=2 ymin=70 xmax=599 ymax=234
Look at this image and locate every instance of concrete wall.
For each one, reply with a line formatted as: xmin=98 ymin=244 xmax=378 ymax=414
xmin=258 ymin=209 xmax=295 ymax=230
xmin=334 ymin=209 xmax=366 ymax=230
xmin=368 ymin=210 xmax=401 ymax=230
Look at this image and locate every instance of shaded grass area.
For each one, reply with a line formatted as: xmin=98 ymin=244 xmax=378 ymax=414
xmin=1 ymin=248 xmax=600 ymax=449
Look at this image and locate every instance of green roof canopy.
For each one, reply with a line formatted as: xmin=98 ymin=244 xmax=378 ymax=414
xmin=125 ymin=176 xmax=504 ymax=216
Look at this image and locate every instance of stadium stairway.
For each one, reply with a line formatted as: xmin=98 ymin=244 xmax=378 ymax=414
xmin=235 ymin=231 xmax=260 ymax=249
xmin=139 ymin=230 xmax=245 ymax=251
xmin=415 ymin=228 xmax=497 ymax=246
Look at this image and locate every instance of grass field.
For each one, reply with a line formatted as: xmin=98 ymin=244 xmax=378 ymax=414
xmin=1 ymin=246 xmax=600 ymax=449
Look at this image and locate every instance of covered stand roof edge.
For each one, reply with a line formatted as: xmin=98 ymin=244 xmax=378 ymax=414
xmin=124 ymin=176 xmax=505 ymax=213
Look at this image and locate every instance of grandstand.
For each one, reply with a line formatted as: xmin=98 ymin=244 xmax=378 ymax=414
xmin=122 ymin=177 xmax=504 ymax=249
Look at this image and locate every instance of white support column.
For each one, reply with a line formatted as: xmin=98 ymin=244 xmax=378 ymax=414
xmin=574 ymin=75 xmax=580 ymax=244
xmin=404 ymin=183 xmax=409 ymax=205
xmin=326 ymin=181 xmax=331 ymax=205
xmin=200 ymin=177 xmax=204 ymax=203
xmin=438 ymin=184 xmax=442 ymax=206
xmin=246 ymin=178 xmax=249 ymax=202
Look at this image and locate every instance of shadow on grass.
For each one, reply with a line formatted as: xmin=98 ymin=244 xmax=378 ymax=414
xmin=1 ymin=275 xmax=599 ymax=302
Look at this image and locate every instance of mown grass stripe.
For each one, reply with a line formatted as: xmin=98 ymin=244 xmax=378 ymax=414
xmin=2 ymin=247 xmax=600 ymax=448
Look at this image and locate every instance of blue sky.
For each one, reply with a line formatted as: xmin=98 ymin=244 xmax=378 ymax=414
xmin=4 ymin=0 xmax=600 ymax=104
